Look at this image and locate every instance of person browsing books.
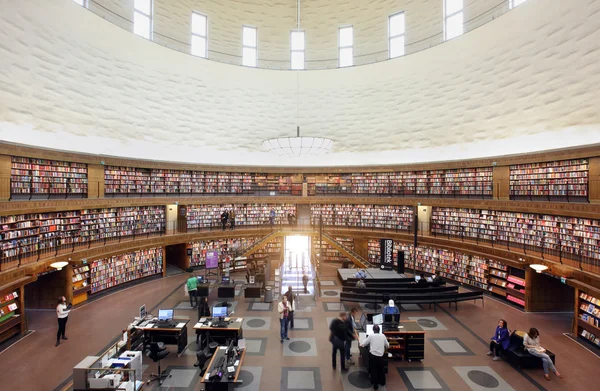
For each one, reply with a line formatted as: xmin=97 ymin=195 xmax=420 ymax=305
xmin=360 ymin=324 xmax=389 ymax=389
xmin=487 ymin=319 xmax=510 ymax=361
xmin=56 ymin=296 xmax=71 ymax=347
xmin=523 ymin=328 xmax=562 ymax=380
xmin=278 ymin=295 xmax=293 ymax=343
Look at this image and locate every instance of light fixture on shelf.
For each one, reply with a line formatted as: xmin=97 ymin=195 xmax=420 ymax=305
xmin=261 ymin=0 xmax=334 ymax=157
xmin=529 ymin=264 xmax=548 ymax=273
xmin=50 ymin=261 xmax=69 ymax=270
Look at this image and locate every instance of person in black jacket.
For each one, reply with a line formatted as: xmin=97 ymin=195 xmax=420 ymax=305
xmin=416 ymin=274 xmax=428 ymax=286
xmin=431 ymin=271 xmax=445 ymax=287
xmin=221 ymin=210 xmax=228 ymax=231
xmin=329 ymin=312 xmax=354 ymax=371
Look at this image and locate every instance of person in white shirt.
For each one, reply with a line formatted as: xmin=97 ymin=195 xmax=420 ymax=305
xmin=523 ymin=327 xmax=562 ymax=380
xmin=277 ymin=295 xmax=294 ymax=343
xmin=56 ymin=296 xmax=71 ymax=347
xmin=360 ymin=324 xmax=389 ymax=390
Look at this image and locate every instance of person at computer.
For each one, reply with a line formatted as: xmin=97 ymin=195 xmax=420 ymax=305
xmin=355 ymin=278 xmax=366 ymax=289
xmin=382 ymin=299 xmax=400 ymax=317
xmin=329 ymin=312 xmax=354 ymax=371
xmin=416 ymin=274 xmax=428 ymax=286
xmin=278 ymin=295 xmax=292 ymax=343
xmin=56 ymin=296 xmax=71 ymax=347
xmin=284 ymin=286 xmax=296 ymax=329
xmin=186 ymin=272 xmax=198 ymax=308
xmin=431 ymin=271 xmax=445 ymax=287
xmin=360 ymin=324 xmax=389 ymax=390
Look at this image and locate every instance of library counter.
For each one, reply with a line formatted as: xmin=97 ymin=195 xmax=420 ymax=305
xmin=359 ymin=321 xmax=425 ymax=365
xmin=194 ymin=317 xmax=244 ymax=348
xmin=201 ymin=347 xmax=246 ymax=391
xmin=140 ymin=317 xmax=190 ymax=356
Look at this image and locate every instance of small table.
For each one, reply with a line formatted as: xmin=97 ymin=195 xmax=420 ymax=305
xmin=200 ymin=347 xmax=246 ymax=391
xmin=142 ymin=318 xmax=190 ymax=356
xmin=194 ymin=317 xmax=244 ymax=348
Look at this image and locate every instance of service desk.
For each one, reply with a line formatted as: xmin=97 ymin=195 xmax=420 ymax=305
xmin=194 ymin=317 xmax=244 ymax=348
xmin=358 ymin=320 xmax=425 ymax=367
xmin=218 ymin=283 xmax=236 ymax=299
xmin=141 ymin=317 xmax=190 ymax=356
xmin=244 ymin=284 xmax=262 ymax=298
xmin=200 ymin=346 xmax=246 ymax=391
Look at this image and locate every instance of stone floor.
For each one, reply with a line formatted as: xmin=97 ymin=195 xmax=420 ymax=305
xmin=1 ymin=267 xmax=596 ymax=391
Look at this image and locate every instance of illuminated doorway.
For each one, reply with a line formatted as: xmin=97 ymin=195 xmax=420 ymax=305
xmin=285 ymin=235 xmax=310 ymax=270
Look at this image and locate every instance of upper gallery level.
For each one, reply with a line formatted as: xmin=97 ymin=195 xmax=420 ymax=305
xmin=1 ymin=0 xmax=599 ymax=166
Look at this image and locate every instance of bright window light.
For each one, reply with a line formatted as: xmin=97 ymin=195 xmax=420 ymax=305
xmin=285 ymin=235 xmax=310 ymax=270
xmin=191 ymin=12 xmax=207 ymax=58
xmin=134 ymin=0 xmax=152 ymax=40
xmin=389 ymin=12 xmax=405 ymax=58
xmin=339 ymin=26 xmax=353 ymax=67
xmin=291 ymin=31 xmax=305 ymax=70
xmin=444 ymin=0 xmax=463 ymax=41
xmin=242 ymin=26 xmax=257 ymax=67
xmin=509 ymin=0 xmax=527 ymax=9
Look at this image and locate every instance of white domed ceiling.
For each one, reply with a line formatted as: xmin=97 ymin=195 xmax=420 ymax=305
xmin=0 ymin=0 xmax=599 ymax=166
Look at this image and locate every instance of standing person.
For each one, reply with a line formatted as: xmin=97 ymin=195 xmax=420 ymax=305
xmin=269 ymin=208 xmax=276 ymax=227
xmin=187 ymin=272 xmax=198 ymax=308
xmin=302 ymin=272 xmax=309 ymax=293
xmin=278 ymin=296 xmax=291 ymax=343
xmin=287 ymin=213 xmax=293 ymax=225
xmin=360 ymin=324 xmax=389 ymax=389
xmin=487 ymin=319 xmax=510 ymax=361
xmin=329 ymin=312 xmax=353 ymax=371
xmin=56 ymin=296 xmax=71 ymax=347
xmin=523 ymin=328 xmax=562 ymax=380
xmin=220 ymin=210 xmax=228 ymax=231
xmin=229 ymin=209 xmax=236 ymax=230
xmin=197 ymin=296 xmax=210 ymax=319
xmin=345 ymin=308 xmax=360 ymax=365
xmin=284 ymin=286 xmax=296 ymax=329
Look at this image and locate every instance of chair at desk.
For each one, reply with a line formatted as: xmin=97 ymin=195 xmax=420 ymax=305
xmin=194 ymin=344 xmax=216 ymax=372
xmin=144 ymin=342 xmax=172 ymax=385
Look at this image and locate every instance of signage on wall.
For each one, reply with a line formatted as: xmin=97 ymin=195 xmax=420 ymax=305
xmin=379 ymin=239 xmax=394 ymax=270
xmin=205 ymin=250 xmax=219 ymax=269
xmin=186 ymin=248 xmax=192 ymax=257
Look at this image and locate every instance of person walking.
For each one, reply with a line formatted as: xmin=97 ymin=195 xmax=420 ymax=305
xmin=284 ymin=286 xmax=296 ymax=329
xmin=360 ymin=324 xmax=389 ymax=389
xmin=221 ymin=210 xmax=228 ymax=231
xmin=523 ymin=327 xmax=562 ymax=380
xmin=229 ymin=209 xmax=236 ymax=230
xmin=269 ymin=208 xmax=276 ymax=227
xmin=278 ymin=295 xmax=291 ymax=343
xmin=187 ymin=272 xmax=198 ymax=308
xmin=56 ymin=296 xmax=71 ymax=347
xmin=345 ymin=308 xmax=360 ymax=365
xmin=329 ymin=312 xmax=354 ymax=371
xmin=302 ymin=272 xmax=309 ymax=293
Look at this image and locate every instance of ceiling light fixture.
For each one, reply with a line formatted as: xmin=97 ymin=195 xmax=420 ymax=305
xmin=529 ymin=264 xmax=548 ymax=273
xmin=261 ymin=0 xmax=334 ymax=157
xmin=50 ymin=261 xmax=69 ymax=270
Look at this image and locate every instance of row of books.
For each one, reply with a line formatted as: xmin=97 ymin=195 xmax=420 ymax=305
xmin=189 ymin=238 xmax=257 ymax=267
xmin=310 ymin=204 xmax=413 ymax=230
xmin=11 ymin=157 xmax=88 ymax=195
xmin=509 ymin=159 xmax=588 ymax=197
xmin=186 ymin=204 xmax=295 ymax=229
xmin=314 ymin=238 xmax=355 ymax=263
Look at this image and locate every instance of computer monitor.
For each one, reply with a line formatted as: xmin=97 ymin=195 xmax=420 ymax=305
xmin=384 ymin=313 xmax=400 ymax=323
xmin=426 ymin=276 xmax=433 ymax=283
xmin=373 ymin=314 xmax=383 ymax=325
xmin=197 ymin=275 xmax=205 ymax=283
xmin=158 ymin=309 xmax=173 ymax=321
xmin=221 ymin=276 xmax=230 ymax=284
xmin=414 ymin=275 xmax=421 ymax=282
xmin=212 ymin=306 xmax=228 ymax=318
xmin=139 ymin=305 xmax=146 ymax=320
xmin=226 ymin=339 xmax=236 ymax=365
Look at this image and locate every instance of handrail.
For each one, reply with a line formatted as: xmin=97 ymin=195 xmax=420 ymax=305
xmin=320 ymin=232 xmax=372 ymax=269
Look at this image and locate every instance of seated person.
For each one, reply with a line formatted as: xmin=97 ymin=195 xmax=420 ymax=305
xmin=355 ymin=278 xmax=366 ymax=289
xmin=354 ymin=269 xmax=367 ymax=279
xmin=416 ymin=274 xmax=428 ymax=286
xmin=431 ymin=271 xmax=445 ymax=287
xmin=382 ymin=299 xmax=400 ymax=315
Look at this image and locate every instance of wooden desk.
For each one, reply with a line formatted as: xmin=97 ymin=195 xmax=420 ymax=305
xmin=200 ymin=347 xmax=246 ymax=391
xmin=359 ymin=320 xmax=425 ymax=367
xmin=194 ymin=318 xmax=244 ymax=348
xmin=142 ymin=318 xmax=190 ymax=356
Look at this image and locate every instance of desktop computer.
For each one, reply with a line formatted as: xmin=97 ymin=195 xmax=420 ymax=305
xmin=221 ymin=276 xmax=231 ymax=284
xmin=372 ymin=314 xmax=383 ymax=325
xmin=156 ymin=309 xmax=175 ymax=327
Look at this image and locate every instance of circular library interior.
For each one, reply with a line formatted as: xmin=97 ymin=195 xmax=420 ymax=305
xmin=1 ymin=0 xmax=600 ymax=390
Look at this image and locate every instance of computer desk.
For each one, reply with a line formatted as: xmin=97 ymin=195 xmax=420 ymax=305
xmin=141 ymin=317 xmax=190 ymax=356
xmin=358 ymin=320 xmax=425 ymax=365
xmin=200 ymin=347 xmax=246 ymax=391
xmin=194 ymin=317 xmax=244 ymax=349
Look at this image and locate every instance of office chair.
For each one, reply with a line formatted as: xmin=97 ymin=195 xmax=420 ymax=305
xmin=194 ymin=344 xmax=214 ymax=372
xmin=144 ymin=342 xmax=172 ymax=385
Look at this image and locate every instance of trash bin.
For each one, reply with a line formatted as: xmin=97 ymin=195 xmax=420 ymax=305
xmin=264 ymin=287 xmax=273 ymax=303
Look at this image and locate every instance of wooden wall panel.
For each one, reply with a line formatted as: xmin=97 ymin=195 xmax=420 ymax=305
xmin=589 ymin=157 xmax=600 ymax=203
xmin=493 ymin=166 xmax=510 ymax=200
xmin=525 ymin=268 xmax=574 ymax=312
xmin=165 ymin=243 xmax=189 ymax=271
xmin=0 ymin=154 xmax=11 ymax=201
xmin=24 ymin=269 xmax=68 ymax=309
xmin=87 ymin=164 xmax=105 ymax=199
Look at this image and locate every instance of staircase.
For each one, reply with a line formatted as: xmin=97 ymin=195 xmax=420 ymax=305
xmin=241 ymin=231 xmax=281 ymax=258
xmin=321 ymin=232 xmax=372 ymax=269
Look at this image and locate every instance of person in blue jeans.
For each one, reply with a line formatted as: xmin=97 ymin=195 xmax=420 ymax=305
xmin=278 ymin=296 xmax=292 ymax=343
xmin=487 ymin=319 xmax=510 ymax=361
xmin=523 ymin=327 xmax=562 ymax=381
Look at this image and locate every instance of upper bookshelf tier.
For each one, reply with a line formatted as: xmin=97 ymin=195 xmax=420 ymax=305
xmin=510 ymin=159 xmax=588 ymax=201
xmin=189 ymin=237 xmax=257 ymax=266
xmin=310 ymin=204 xmax=414 ymax=231
xmin=11 ymin=156 xmax=88 ymax=199
xmin=186 ymin=204 xmax=296 ymax=229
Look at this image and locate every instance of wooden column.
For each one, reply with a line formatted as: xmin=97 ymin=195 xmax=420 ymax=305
xmin=87 ymin=163 xmax=105 ymax=199
xmin=162 ymin=247 xmax=167 ymax=277
xmin=0 ymin=154 xmax=11 ymax=201
xmin=354 ymin=238 xmax=369 ymax=260
xmin=493 ymin=166 xmax=510 ymax=200
xmin=589 ymin=157 xmax=600 ymax=203
xmin=19 ymin=285 xmax=26 ymax=334
xmin=65 ymin=264 xmax=74 ymax=305
xmin=572 ymin=287 xmax=579 ymax=334
xmin=177 ymin=205 xmax=188 ymax=233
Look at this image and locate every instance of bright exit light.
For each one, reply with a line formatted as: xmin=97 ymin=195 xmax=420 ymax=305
xmin=285 ymin=235 xmax=310 ymax=268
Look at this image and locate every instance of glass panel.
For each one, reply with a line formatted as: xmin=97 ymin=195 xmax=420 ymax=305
xmin=192 ymin=13 xmax=207 ymax=36
xmin=134 ymin=12 xmax=151 ymax=39
xmin=446 ymin=12 xmax=463 ymax=40
xmin=445 ymin=0 xmax=463 ymax=16
xmin=191 ymin=36 xmax=206 ymax=57
xmin=339 ymin=47 xmax=353 ymax=67
xmin=291 ymin=51 xmax=304 ymax=70
xmin=390 ymin=36 xmax=405 ymax=58
xmin=243 ymin=26 xmax=257 ymax=47
xmin=243 ymin=47 xmax=257 ymax=67
xmin=134 ymin=0 xmax=151 ymax=16
xmin=389 ymin=13 xmax=405 ymax=37
xmin=291 ymin=31 xmax=305 ymax=51
xmin=339 ymin=27 xmax=353 ymax=47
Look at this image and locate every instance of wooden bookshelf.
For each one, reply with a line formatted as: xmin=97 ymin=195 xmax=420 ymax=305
xmin=0 ymin=288 xmax=21 ymax=343
xmin=80 ymin=206 xmax=165 ymax=241
xmin=310 ymin=204 xmax=413 ymax=230
xmin=10 ymin=156 xmax=87 ymax=198
xmin=189 ymin=238 xmax=257 ymax=267
xmin=510 ymin=159 xmax=588 ymax=200
xmin=488 ymin=262 xmax=508 ymax=297
xmin=186 ymin=204 xmax=296 ymax=229
xmin=90 ymin=247 xmax=164 ymax=293
xmin=250 ymin=237 xmax=283 ymax=260
xmin=577 ymin=291 xmax=600 ymax=349
xmin=367 ymin=240 xmax=411 ymax=266
xmin=71 ymin=265 xmax=90 ymax=305
xmin=506 ymin=267 xmax=526 ymax=307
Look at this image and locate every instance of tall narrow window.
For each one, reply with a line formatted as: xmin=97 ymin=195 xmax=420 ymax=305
xmin=291 ymin=31 xmax=305 ymax=70
xmin=134 ymin=0 xmax=153 ymax=40
xmin=73 ymin=0 xmax=88 ymax=7
xmin=338 ymin=26 xmax=353 ymax=67
xmin=242 ymin=26 xmax=257 ymax=67
xmin=444 ymin=0 xmax=463 ymax=41
xmin=191 ymin=12 xmax=208 ymax=58
xmin=509 ymin=0 xmax=527 ymax=8
xmin=389 ymin=12 xmax=405 ymax=58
